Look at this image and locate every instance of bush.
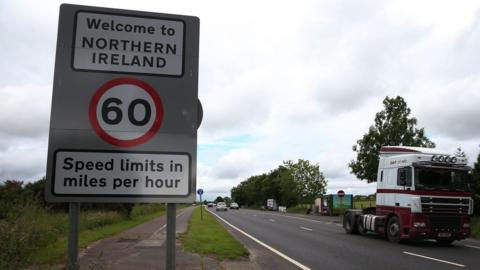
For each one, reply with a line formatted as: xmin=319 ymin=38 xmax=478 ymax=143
xmin=0 ymin=203 xmax=62 ymax=269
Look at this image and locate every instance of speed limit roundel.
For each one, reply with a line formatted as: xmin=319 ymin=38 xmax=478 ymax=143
xmin=89 ymin=78 xmax=164 ymax=147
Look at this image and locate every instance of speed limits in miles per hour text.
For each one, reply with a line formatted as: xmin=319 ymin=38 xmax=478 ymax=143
xmin=53 ymin=150 xmax=190 ymax=196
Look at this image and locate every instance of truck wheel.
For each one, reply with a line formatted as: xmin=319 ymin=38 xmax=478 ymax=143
xmin=343 ymin=212 xmax=358 ymax=234
xmin=436 ymin=239 xmax=454 ymax=246
xmin=356 ymin=216 xmax=367 ymax=235
xmin=386 ymin=216 xmax=401 ymax=243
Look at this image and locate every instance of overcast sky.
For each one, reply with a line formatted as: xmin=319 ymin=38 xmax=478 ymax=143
xmin=1 ymin=0 xmax=480 ymax=201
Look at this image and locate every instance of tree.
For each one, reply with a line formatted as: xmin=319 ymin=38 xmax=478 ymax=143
xmin=471 ymin=148 xmax=480 ymax=215
xmin=349 ymin=96 xmax=435 ymax=182
xmin=223 ymin=196 xmax=232 ymax=204
xmin=214 ymin=196 xmax=224 ymax=203
xmin=284 ymin=159 xmax=327 ymax=204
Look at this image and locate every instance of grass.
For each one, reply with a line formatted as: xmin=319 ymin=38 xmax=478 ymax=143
xmin=472 ymin=216 xmax=480 ymax=237
xmin=180 ymin=207 xmax=249 ymax=261
xmin=0 ymin=203 xmax=167 ymax=269
xmin=287 ymin=205 xmax=310 ymax=214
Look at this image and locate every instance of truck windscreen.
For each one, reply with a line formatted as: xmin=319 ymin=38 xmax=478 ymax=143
xmin=415 ymin=167 xmax=471 ymax=192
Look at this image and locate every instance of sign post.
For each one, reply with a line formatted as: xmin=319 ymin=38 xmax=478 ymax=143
xmin=197 ymin=188 xmax=204 ymax=220
xmin=46 ymin=4 xmax=199 ymax=269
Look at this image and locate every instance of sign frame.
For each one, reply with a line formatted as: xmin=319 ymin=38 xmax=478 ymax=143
xmin=45 ymin=4 xmax=199 ymax=203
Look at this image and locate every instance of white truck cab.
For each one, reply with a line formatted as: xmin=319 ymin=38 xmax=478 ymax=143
xmin=344 ymin=146 xmax=473 ymax=245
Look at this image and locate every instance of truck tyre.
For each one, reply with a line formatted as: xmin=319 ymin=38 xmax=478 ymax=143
xmin=386 ymin=216 xmax=401 ymax=243
xmin=436 ymin=239 xmax=454 ymax=246
xmin=356 ymin=216 xmax=367 ymax=235
xmin=343 ymin=212 xmax=358 ymax=234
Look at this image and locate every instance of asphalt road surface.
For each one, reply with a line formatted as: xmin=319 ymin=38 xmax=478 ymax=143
xmin=208 ymin=208 xmax=480 ymax=270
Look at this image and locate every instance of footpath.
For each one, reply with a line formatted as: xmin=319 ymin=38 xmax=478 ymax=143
xmin=78 ymin=206 xmax=218 ymax=269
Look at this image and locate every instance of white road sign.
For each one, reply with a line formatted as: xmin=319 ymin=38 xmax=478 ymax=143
xmin=73 ymin=11 xmax=184 ymax=76
xmin=45 ymin=4 xmax=199 ymax=203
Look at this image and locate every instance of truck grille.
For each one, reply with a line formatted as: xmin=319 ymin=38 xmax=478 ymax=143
xmin=429 ymin=216 xmax=461 ymax=232
xmin=421 ymin=204 xmax=469 ymax=214
xmin=421 ymin=197 xmax=470 ymax=214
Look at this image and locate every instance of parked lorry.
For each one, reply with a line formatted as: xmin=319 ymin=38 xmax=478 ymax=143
xmin=343 ymin=146 xmax=473 ymax=245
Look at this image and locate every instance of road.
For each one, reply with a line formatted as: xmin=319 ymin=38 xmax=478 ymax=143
xmin=208 ymin=208 xmax=480 ymax=270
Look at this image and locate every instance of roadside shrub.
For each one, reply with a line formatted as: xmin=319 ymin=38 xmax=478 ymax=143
xmin=0 ymin=203 xmax=61 ymax=270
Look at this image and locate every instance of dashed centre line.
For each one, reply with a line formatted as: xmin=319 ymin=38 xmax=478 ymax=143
xmin=403 ymin=251 xmax=465 ymax=268
xmin=464 ymin=245 xmax=480 ymax=250
xmin=269 ymin=219 xmax=276 ymax=222
xmin=300 ymin=227 xmax=313 ymax=231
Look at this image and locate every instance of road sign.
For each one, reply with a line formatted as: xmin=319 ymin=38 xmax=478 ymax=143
xmin=45 ymin=4 xmax=199 ymax=203
xmin=89 ymin=77 xmax=164 ymax=147
xmin=337 ymin=190 xmax=345 ymax=198
xmin=197 ymin=188 xmax=203 ymax=196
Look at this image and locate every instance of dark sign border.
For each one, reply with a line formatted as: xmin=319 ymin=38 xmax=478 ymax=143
xmin=52 ymin=149 xmax=192 ymax=198
xmin=71 ymin=10 xmax=186 ymax=77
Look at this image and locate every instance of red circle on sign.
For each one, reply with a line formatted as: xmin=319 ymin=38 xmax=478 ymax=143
xmin=89 ymin=77 xmax=164 ymax=147
xmin=337 ymin=190 xmax=345 ymax=197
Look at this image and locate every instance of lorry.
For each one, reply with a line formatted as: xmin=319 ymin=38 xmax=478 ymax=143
xmin=343 ymin=146 xmax=474 ymax=245
xmin=267 ymin=198 xmax=278 ymax=211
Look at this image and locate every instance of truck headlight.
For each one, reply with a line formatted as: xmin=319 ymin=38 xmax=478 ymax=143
xmin=413 ymin=222 xmax=427 ymax=228
xmin=411 ymin=197 xmax=422 ymax=213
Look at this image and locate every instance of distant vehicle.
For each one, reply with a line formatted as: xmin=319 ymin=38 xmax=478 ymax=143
xmin=207 ymin=202 xmax=214 ymax=207
xmin=267 ymin=199 xmax=278 ymax=211
xmin=216 ymin=202 xmax=228 ymax=211
xmin=230 ymin=202 xmax=239 ymax=209
xmin=343 ymin=146 xmax=473 ymax=245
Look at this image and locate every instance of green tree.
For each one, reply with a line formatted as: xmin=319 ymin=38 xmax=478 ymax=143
xmin=349 ymin=96 xmax=435 ymax=182
xmin=284 ymin=159 xmax=327 ymax=204
xmin=214 ymin=196 xmax=224 ymax=203
xmin=223 ymin=196 xmax=232 ymax=204
xmin=471 ymin=148 xmax=480 ymax=215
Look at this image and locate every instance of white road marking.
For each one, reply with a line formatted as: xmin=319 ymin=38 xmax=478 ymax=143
xmin=300 ymin=227 xmax=313 ymax=231
xmin=269 ymin=219 xmax=276 ymax=222
xmin=251 ymin=211 xmax=335 ymax=225
xmin=325 ymin=222 xmax=332 ymax=225
xmin=151 ymin=211 xmax=185 ymax=238
xmin=336 ymin=224 xmax=342 ymax=227
xmin=403 ymin=251 xmax=465 ymax=268
xmin=210 ymin=211 xmax=311 ymax=270
xmin=464 ymin=245 xmax=480 ymax=250
xmin=253 ymin=214 xmax=257 ymax=217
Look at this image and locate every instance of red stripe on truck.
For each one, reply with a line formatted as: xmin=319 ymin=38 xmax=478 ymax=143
xmin=377 ymin=189 xmax=472 ymax=197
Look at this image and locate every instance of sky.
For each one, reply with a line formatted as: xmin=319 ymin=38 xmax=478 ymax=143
xmin=1 ymin=0 xmax=480 ymax=201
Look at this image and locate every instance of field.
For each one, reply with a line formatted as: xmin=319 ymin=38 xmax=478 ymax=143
xmin=353 ymin=199 xmax=376 ymax=209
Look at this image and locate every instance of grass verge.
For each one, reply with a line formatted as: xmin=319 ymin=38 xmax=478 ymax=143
xmin=472 ymin=216 xmax=480 ymax=237
xmin=27 ymin=204 xmax=166 ymax=267
xmin=180 ymin=207 xmax=249 ymax=261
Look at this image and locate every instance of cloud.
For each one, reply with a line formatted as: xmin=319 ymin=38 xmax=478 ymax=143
xmin=0 ymin=84 xmax=51 ymax=139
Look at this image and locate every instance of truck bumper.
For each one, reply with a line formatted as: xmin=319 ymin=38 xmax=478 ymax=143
xmin=404 ymin=215 xmax=471 ymax=241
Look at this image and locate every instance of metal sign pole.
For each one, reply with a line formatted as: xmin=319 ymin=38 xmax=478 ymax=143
xmin=200 ymin=194 xmax=203 ymax=220
xmin=166 ymin=203 xmax=176 ymax=270
xmin=68 ymin=202 xmax=80 ymax=270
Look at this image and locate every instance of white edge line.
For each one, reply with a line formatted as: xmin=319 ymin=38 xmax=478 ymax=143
xmin=300 ymin=227 xmax=313 ymax=231
xmin=210 ymin=210 xmax=311 ymax=270
xmin=464 ymin=244 xmax=480 ymax=250
xmin=403 ymin=251 xmax=465 ymax=268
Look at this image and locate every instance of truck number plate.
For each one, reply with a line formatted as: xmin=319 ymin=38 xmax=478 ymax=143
xmin=438 ymin=232 xmax=452 ymax=238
